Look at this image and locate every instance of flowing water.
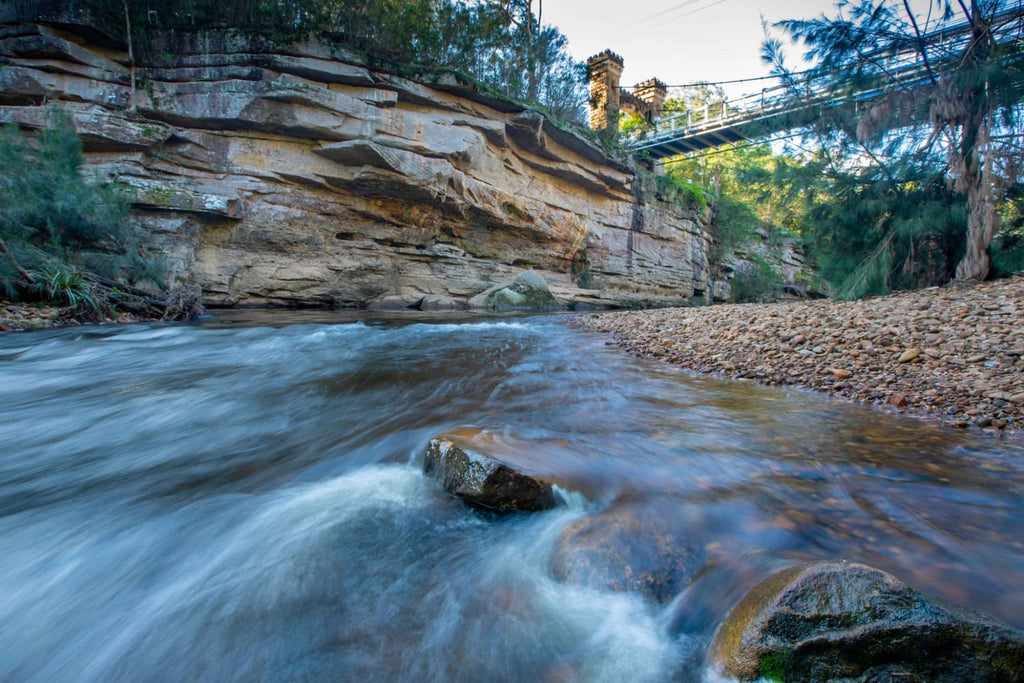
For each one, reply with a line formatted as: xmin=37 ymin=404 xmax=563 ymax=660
xmin=1 ymin=311 xmax=1022 ymax=681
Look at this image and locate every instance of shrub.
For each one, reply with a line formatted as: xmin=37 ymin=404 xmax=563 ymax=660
xmin=731 ymin=256 xmax=781 ymax=303
xmin=0 ymin=108 xmax=168 ymax=312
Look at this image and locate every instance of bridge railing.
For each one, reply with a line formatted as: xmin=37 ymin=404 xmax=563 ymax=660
xmin=623 ymin=85 xmax=797 ymax=148
xmin=625 ymin=5 xmax=1024 ymax=153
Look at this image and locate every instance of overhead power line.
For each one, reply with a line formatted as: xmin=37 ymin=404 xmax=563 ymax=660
xmin=617 ymin=69 xmax=815 ymax=90
xmin=623 ymin=0 xmax=711 ymax=29
xmin=665 ymin=0 xmax=728 ymax=23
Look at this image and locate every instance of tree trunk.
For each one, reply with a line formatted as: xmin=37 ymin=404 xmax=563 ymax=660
xmin=955 ymin=125 xmax=999 ymax=281
xmin=525 ymin=0 xmax=540 ymax=102
xmin=0 ymin=237 xmax=35 ymax=285
xmin=953 ymin=1 xmax=998 ymax=282
xmin=123 ymin=0 xmax=135 ymax=111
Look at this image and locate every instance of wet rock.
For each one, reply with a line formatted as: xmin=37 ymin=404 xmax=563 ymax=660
xmin=468 ymin=270 xmax=560 ymax=311
xmin=419 ymin=294 xmax=463 ymax=311
xmin=422 ymin=434 xmax=555 ymax=513
xmin=368 ymin=294 xmax=421 ymax=310
xmin=549 ymin=499 xmax=705 ymax=603
xmin=708 ymin=560 xmax=1024 ymax=682
xmin=887 ymin=393 xmax=908 ymax=408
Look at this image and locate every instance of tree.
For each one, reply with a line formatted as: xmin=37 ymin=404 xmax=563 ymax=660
xmin=66 ymin=0 xmax=587 ymax=124
xmin=766 ymin=0 xmax=1024 ymax=281
xmin=494 ymin=0 xmax=541 ymax=100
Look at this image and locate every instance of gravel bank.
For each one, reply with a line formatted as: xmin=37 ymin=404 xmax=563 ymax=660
xmin=573 ymin=275 xmax=1024 ymax=438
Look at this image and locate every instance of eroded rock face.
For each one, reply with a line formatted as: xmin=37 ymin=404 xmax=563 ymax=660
xmin=423 ymin=434 xmax=556 ymax=513
xmin=550 ymin=499 xmax=705 ymax=603
xmin=708 ymin=560 xmax=1024 ymax=682
xmin=0 ymin=20 xmax=712 ymax=309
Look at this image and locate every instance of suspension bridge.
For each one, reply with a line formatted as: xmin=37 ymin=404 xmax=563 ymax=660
xmin=617 ymin=5 xmax=1024 ymax=160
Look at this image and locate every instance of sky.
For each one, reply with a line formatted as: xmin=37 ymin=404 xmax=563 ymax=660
xmin=540 ymin=0 xmax=936 ymax=99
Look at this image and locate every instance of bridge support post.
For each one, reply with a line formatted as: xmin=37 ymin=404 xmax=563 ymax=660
xmin=586 ymin=50 xmax=624 ymax=140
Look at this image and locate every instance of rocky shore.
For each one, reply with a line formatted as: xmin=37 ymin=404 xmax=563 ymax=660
xmin=573 ymin=275 xmax=1024 ymax=437
xmin=0 ymin=302 xmax=150 ymax=332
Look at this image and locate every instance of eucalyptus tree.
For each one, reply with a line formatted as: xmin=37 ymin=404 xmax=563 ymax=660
xmin=765 ymin=0 xmax=1024 ymax=282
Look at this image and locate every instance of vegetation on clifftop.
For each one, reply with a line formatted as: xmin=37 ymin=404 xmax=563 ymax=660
xmin=15 ymin=0 xmax=589 ymax=125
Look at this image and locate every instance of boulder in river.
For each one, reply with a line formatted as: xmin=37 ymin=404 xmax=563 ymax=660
xmin=708 ymin=560 xmax=1024 ymax=682
xmin=419 ymin=294 xmax=464 ymax=311
xmin=550 ymin=499 xmax=705 ymax=603
xmin=468 ymin=270 xmax=560 ymax=311
xmin=423 ymin=434 xmax=556 ymax=513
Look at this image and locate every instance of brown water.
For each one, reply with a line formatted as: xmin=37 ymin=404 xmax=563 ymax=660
xmin=0 ymin=311 xmax=1021 ymax=681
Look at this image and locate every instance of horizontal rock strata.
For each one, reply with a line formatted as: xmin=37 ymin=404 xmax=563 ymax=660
xmin=0 ymin=19 xmax=711 ymax=309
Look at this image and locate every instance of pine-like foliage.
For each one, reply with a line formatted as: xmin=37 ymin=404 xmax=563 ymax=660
xmin=765 ymin=0 xmax=1024 ymax=284
xmin=806 ymin=163 xmax=969 ymax=299
xmin=0 ymin=109 xmax=166 ymax=305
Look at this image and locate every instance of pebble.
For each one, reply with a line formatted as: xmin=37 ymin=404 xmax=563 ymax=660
xmin=898 ymin=348 xmax=922 ymax=363
xmin=572 ymin=275 xmax=1024 ymax=439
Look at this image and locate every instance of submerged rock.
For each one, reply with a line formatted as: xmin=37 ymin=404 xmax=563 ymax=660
xmin=423 ymin=434 xmax=556 ymax=513
xmin=708 ymin=560 xmax=1024 ymax=682
xmin=549 ymin=499 xmax=705 ymax=603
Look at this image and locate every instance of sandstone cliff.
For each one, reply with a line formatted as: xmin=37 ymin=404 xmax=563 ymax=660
xmin=0 ymin=19 xmax=711 ymax=309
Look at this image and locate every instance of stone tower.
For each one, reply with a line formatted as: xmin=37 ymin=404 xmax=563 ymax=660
xmin=587 ymin=50 xmax=624 ymax=137
xmin=633 ymin=78 xmax=669 ymax=123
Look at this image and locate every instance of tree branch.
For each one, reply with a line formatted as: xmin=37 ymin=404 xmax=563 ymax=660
xmin=0 ymin=237 xmax=35 ymax=284
xmin=902 ymin=0 xmax=939 ymax=84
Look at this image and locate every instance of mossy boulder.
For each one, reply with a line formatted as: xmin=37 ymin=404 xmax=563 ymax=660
xmin=549 ymin=499 xmax=705 ymax=603
xmin=708 ymin=560 xmax=1024 ymax=682
xmin=468 ymin=270 xmax=560 ymax=311
xmin=423 ymin=434 xmax=556 ymax=513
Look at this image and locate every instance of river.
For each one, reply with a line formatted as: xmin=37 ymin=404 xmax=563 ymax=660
xmin=1 ymin=311 xmax=1022 ymax=681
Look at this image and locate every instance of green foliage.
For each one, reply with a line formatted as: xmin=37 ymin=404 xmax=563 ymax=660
xmin=991 ymin=191 xmax=1024 ymax=276
xmin=707 ymin=194 xmax=758 ymax=267
xmin=571 ymin=249 xmax=592 ymax=288
xmin=731 ymin=255 xmax=781 ymax=303
xmin=759 ymin=648 xmax=795 ymax=682
xmin=653 ymin=174 xmax=711 ymax=211
xmin=31 ymin=0 xmax=588 ymax=125
xmin=30 ymin=265 xmax=99 ymax=310
xmin=660 ymin=84 xmax=728 ymax=124
xmin=665 ymin=143 xmax=809 ymax=272
xmin=806 ymin=162 xmax=968 ymax=299
xmin=766 ymin=0 xmax=1024 ymax=282
xmin=0 ymin=109 xmax=166 ymax=309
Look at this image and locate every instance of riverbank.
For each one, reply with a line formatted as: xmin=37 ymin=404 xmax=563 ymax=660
xmin=0 ymin=302 xmax=149 ymax=332
xmin=572 ymin=275 xmax=1024 ymax=438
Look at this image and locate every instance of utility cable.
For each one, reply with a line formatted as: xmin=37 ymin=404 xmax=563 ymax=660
xmin=623 ymin=0 xmax=711 ymax=29
xmin=665 ymin=0 xmax=728 ymax=23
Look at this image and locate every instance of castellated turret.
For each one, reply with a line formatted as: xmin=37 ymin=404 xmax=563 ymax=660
xmin=587 ymin=50 xmax=624 ymax=137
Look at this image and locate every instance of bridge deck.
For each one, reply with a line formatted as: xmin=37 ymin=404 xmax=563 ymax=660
xmin=627 ymin=6 xmax=1023 ymax=159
